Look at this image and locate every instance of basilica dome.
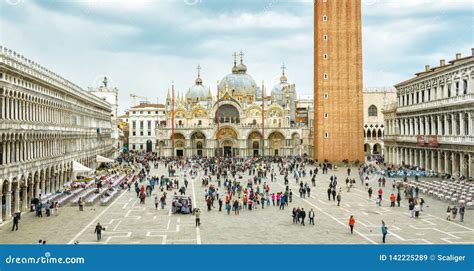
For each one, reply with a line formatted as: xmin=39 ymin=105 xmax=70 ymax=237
xmin=219 ymin=53 xmax=256 ymax=97
xmin=188 ymin=83 xmax=208 ymax=99
xmin=187 ymin=65 xmax=209 ymax=99
xmin=271 ymin=65 xmax=290 ymax=103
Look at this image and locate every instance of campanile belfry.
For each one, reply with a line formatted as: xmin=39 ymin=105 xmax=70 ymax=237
xmin=314 ymin=0 xmax=364 ymax=162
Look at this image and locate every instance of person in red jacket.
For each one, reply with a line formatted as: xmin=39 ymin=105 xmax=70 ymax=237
xmin=348 ymin=215 xmax=355 ymax=234
xmin=389 ymin=194 xmax=396 ymax=207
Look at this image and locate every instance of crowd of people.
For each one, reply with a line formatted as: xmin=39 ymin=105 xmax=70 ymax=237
xmin=6 ymin=150 xmax=470 ymax=245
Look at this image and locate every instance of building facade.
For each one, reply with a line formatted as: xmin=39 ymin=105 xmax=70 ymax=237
xmin=88 ymin=77 xmax=121 ymax=157
xmin=363 ymin=87 xmax=397 ymax=157
xmin=0 ymin=46 xmax=114 ymax=223
xmin=314 ymin=0 xmax=364 ymax=162
xmin=155 ymin=53 xmax=309 ymax=157
xmin=128 ymin=103 xmax=166 ymax=152
xmin=384 ymin=49 xmax=474 ymax=178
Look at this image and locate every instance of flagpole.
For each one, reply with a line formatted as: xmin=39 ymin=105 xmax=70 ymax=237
xmin=216 ymin=80 xmax=220 ymax=156
xmin=171 ymin=81 xmax=175 ymax=157
xmin=262 ymin=81 xmax=265 ymax=158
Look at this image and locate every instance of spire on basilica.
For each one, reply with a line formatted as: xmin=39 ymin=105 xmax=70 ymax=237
xmin=236 ymin=50 xmax=247 ymax=73
xmin=232 ymin=52 xmax=238 ymax=73
xmin=280 ymin=63 xmax=288 ymax=83
xmin=195 ymin=64 xmax=203 ymax=85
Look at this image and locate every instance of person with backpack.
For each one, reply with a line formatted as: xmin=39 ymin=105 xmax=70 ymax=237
xmin=381 ymin=220 xmax=388 ymax=243
xmin=94 ymin=223 xmax=104 ymax=241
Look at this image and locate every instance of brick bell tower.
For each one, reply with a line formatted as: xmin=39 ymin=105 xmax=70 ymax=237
xmin=313 ymin=0 xmax=364 ymax=162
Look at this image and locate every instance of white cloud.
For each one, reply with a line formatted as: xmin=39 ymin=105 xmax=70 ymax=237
xmin=187 ymin=11 xmax=310 ymax=31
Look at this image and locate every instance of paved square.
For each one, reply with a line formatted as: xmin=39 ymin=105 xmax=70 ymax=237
xmin=0 ymin=162 xmax=472 ymax=244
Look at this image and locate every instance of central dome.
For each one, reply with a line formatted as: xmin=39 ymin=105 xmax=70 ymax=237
xmin=219 ymin=51 xmax=256 ymax=97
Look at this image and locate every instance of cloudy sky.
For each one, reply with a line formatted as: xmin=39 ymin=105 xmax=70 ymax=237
xmin=0 ymin=0 xmax=472 ymax=113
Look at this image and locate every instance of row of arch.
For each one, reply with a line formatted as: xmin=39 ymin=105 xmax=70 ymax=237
xmin=385 ymin=112 xmax=472 ymax=137
xmin=0 ymin=131 xmax=112 ymax=166
xmin=157 ymin=128 xmax=302 ymax=157
xmin=0 ymin=86 xmax=110 ymax=127
xmin=0 ymin=155 xmax=98 ymax=223
xmin=364 ymin=128 xmax=383 ymax=140
xmin=385 ymin=146 xmax=473 ymax=178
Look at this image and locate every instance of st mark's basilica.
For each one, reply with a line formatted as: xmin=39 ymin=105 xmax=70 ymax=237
xmin=156 ymin=52 xmax=312 ymax=158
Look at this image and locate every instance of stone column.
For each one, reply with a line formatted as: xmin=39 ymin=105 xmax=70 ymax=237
xmin=27 ymin=182 xmax=33 ymax=208
xmin=425 ymin=150 xmax=429 ymax=170
xmin=469 ymin=154 xmax=473 ymax=178
xmin=437 ymin=151 xmax=442 ymax=174
xmin=431 ymin=151 xmax=436 ymax=172
xmin=414 ymin=149 xmax=419 ymax=168
xmin=40 ymin=179 xmax=45 ymax=198
xmin=5 ymin=191 xmax=12 ymax=220
xmin=444 ymin=152 xmax=449 ymax=174
xmin=0 ymin=193 xmax=3 ymax=223
xmin=445 ymin=114 xmax=449 ymax=135
xmin=451 ymin=153 xmax=456 ymax=176
xmin=469 ymin=112 xmax=473 ymax=136
xmin=22 ymin=183 xmax=28 ymax=210
xmin=459 ymin=112 xmax=465 ymax=136
xmin=1 ymin=141 xmax=5 ymax=165
xmin=460 ymin=153 xmax=465 ymax=177
xmin=35 ymin=180 xmax=40 ymax=198
xmin=14 ymin=187 xmax=20 ymax=213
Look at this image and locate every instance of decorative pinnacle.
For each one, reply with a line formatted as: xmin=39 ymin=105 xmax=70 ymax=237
xmin=239 ymin=50 xmax=244 ymax=63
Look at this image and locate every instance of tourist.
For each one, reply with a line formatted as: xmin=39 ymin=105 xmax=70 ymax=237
xmin=446 ymin=206 xmax=452 ymax=220
xmin=78 ymin=197 xmax=84 ymax=211
xmin=348 ymin=215 xmax=355 ymax=234
xmin=327 ymin=187 xmax=331 ymax=201
xmin=377 ymin=188 xmax=383 ymax=206
xmin=45 ymin=201 xmax=51 ymax=216
xmin=419 ymin=197 xmax=425 ymax=211
xmin=300 ymin=208 xmax=306 ymax=226
xmin=11 ymin=212 xmax=20 ymax=231
xmin=195 ymin=208 xmax=201 ymax=227
xmin=94 ymin=223 xmax=104 ymax=241
xmin=368 ymin=187 xmax=373 ymax=199
xmin=36 ymin=202 xmax=43 ymax=217
xmin=226 ymin=202 xmax=231 ymax=215
xmin=459 ymin=204 xmax=465 ymax=222
xmin=381 ymin=220 xmax=388 ymax=243
xmin=396 ymin=192 xmax=401 ymax=207
xmin=54 ymin=202 xmax=59 ymax=216
xmin=292 ymin=208 xmax=297 ymax=224
xmin=218 ymin=197 xmax=223 ymax=212
xmin=451 ymin=206 xmax=458 ymax=220
xmin=389 ymin=193 xmax=396 ymax=207
xmin=280 ymin=195 xmax=286 ymax=210
xmin=154 ymin=196 xmax=159 ymax=209
xmin=414 ymin=203 xmax=421 ymax=218
xmin=408 ymin=200 xmax=415 ymax=218
xmin=336 ymin=192 xmax=341 ymax=206
xmin=309 ymin=208 xmax=315 ymax=225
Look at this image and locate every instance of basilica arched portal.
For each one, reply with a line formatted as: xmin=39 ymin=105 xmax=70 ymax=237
xmin=191 ymin=131 xmax=206 ymax=157
xmin=268 ymin=131 xmax=285 ymax=156
xmin=247 ymin=131 xmax=262 ymax=157
xmin=216 ymin=127 xmax=238 ymax=157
